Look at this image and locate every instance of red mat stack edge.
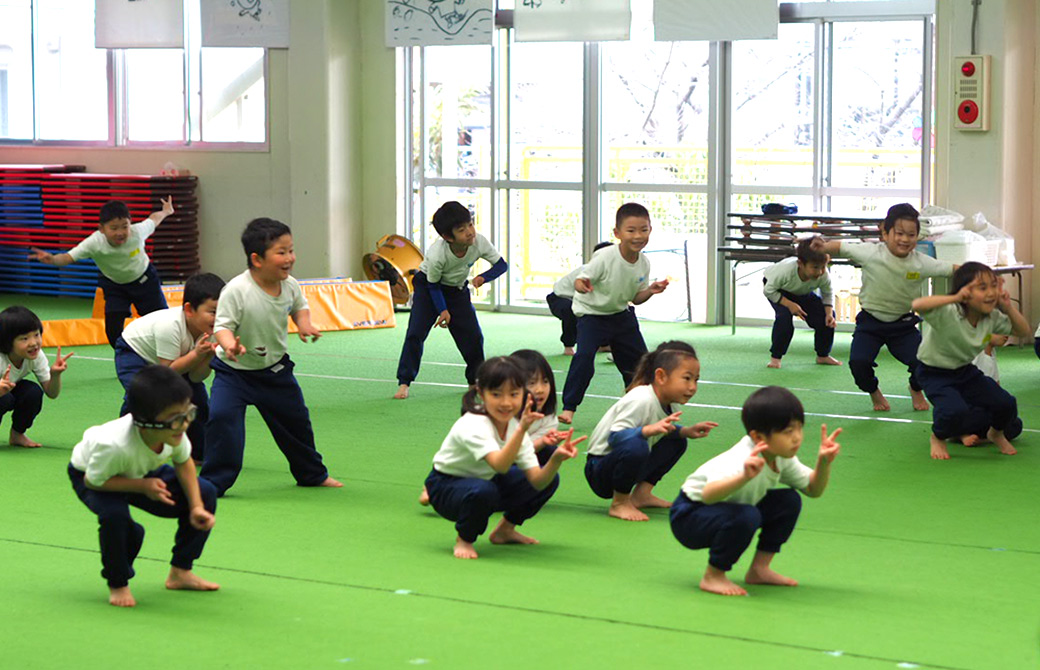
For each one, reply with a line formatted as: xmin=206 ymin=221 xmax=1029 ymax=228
xmin=0 ymin=165 xmax=200 ymax=298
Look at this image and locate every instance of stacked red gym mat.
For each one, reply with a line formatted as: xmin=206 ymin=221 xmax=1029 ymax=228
xmin=0 ymin=165 xmax=199 ymax=298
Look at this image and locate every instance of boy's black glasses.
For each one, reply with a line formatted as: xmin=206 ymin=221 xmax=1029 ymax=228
xmin=133 ymin=404 xmax=197 ymax=430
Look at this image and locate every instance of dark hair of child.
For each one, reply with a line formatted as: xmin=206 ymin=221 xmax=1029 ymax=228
xmin=432 ymin=201 xmax=473 ymax=239
xmin=615 ymin=202 xmax=651 ymax=228
xmin=98 ymin=200 xmax=131 ymax=224
xmin=592 ymin=241 xmax=614 ymax=254
xmin=510 ymin=349 xmax=557 ymax=416
xmin=241 ymin=217 xmax=292 ymax=267
xmin=795 ymin=237 xmax=828 ymax=265
xmin=0 ymin=306 xmax=43 ymax=355
xmin=460 ymin=356 xmax=527 ymax=417
xmin=626 ymin=340 xmax=699 ymax=393
xmin=741 ymin=386 xmax=805 ymax=436
xmin=127 ymin=364 xmax=193 ymax=424
xmin=182 ymin=273 xmax=226 ymax=309
xmin=881 ymin=203 xmax=920 ymax=234
xmin=950 ymin=261 xmax=997 ymax=315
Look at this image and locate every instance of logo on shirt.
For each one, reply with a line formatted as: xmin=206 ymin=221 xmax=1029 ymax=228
xmin=905 ymin=272 xmax=920 ymax=280
xmin=129 ymin=249 xmax=140 ymax=258
xmin=638 ymin=276 xmax=646 ymax=282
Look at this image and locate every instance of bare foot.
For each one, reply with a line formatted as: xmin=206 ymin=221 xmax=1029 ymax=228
xmin=987 ymin=428 xmax=1017 ymax=455
xmin=699 ymin=566 xmax=747 ymax=596
xmin=109 ymin=586 xmax=137 ymax=607
xmin=489 ymin=520 xmax=539 ymax=545
xmin=454 ymin=536 xmax=478 ymax=559
xmin=9 ymin=430 xmax=41 ymax=448
xmin=563 ymin=346 xmax=575 ymax=356
xmin=558 ymin=410 xmax=574 ymax=425
xmin=393 ymin=384 xmax=410 ymax=399
xmin=910 ymin=388 xmax=930 ymax=411
xmin=598 ymin=346 xmax=611 ymax=353
xmin=930 ymin=433 xmax=950 ymax=460
xmin=745 ymin=566 xmax=799 ymax=587
xmin=630 ymin=482 xmax=671 ymax=509
xmin=816 ymin=355 xmax=842 ymax=366
xmin=960 ymin=434 xmax=984 ymax=447
xmin=869 ymin=389 xmax=890 ymax=412
xmin=166 ymin=567 xmax=220 ymax=592
xmin=608 ymin=497 xmax=649 ymax=522
xmin=767 ymin=358 xmax=782 ymax=369
xmin=320 ymin=477 xmax=343 ymax=488
xmin=418 ymin=486 xmax=430 ymax=506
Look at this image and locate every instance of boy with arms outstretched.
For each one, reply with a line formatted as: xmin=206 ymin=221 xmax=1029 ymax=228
xmin=670 ymin=386 xmax=841 ymax=596
xmin=68 ymin=365 xmax=218 ymax=607
xmin=394 ymin=201 xmax=508 ymax=399
xmin=201 ymin=218 xmax=341 ymax=496
xmin=30 ymin=197 xmax=175 ymax=347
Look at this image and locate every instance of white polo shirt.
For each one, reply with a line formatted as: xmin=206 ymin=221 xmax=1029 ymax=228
xmin=214 ymin=270 xmax=308 ymax=370
xmin=587 ymin=384 xmax=677 ymax=456
xmin=68 ymin=219 xmax=157 ymax=284
xmin=762 ymin=257 xmax=833 ymax=305
xmin=840 ymin=242 xmax=953 ymax=322
xmin=420 ymin=234 xmax=502 ymax=288
xmin=432 ymin=413 xmax=539 ymax=479
xmin=0 ymin=351 xmax=50 ymax=384
xmin=680 ymin=435 xmax=813 ymax=505
xmin=121 ymin=306 xmax=193 ymax=364
xmin=918 ymin=303 xmax=1012 ymax=370
xmin=572 ymin=246 xmax=650 ymax=317
xmin=70 ymin=414 xmax=191 ymax=488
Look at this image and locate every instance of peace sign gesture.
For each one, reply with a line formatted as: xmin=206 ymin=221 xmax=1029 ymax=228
xmin=160 ymin=195 xmax=175 ymax=217
xmin=743 ymin=442 xmax=770 ymax=480
xmin=50 ymin=346 xmax=74 ymax=375
xmin=0 ymin=365 xmax=14 ymax=395
xmin=818 ymin=424 xmax=842 ymax=463
xmin=519 ymin=394 xmax=545 ymax=431
xmin=549 ymin=428 xmax=588 ymax=463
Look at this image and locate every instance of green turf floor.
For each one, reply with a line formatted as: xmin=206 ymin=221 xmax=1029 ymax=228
xmin=2 ymin=297 xmax=1039 ymax=669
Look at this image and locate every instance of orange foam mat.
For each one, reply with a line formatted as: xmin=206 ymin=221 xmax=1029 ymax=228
xmin=43 ymin=279 xmax=395 ymax=347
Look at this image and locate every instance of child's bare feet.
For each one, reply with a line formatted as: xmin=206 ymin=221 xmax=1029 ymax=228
xmin=320 ymin=477 xmax=343 ymax=488
xmin=166 ymin=567 xmax=220 ymax=592
xmin=454 ymin=536 xmax=479 ymax=559
xmin=563 ymin=346 xmax=575 ymax=356
xmin=930 ymin=433 xmax=950 ymax=460
xmin=489 ymin=519 xmax=539 ymax=545
xmin=558 ymin=410 xmax=574 ymax=425
xmin=910 ymin=388 xmax=929 ymax=411
xmin=869 ymin=389 xmax=890 ymax=412
xmin=109 ymin=586 xmax=136 ymax=607
xmin=609 ymin=493 xmax=649 ymax=521
xmin=815 ymin=355 xmax=842 ymax=366
xmin=767 ymin=357 xmax=782 ymax=369
xmin=699 ymin=565 xmax=747 ymax=596
xmin=630 ymin=482 xmax=671 ymax=509
xmin=960 ymin=434 xmax=984 ymax=447
xmin=393 ymin=384 xmax=410 ymax=399
xmin=987 ymin=427 xmax=1017 ymax=455
xmin=418 ymin=486 xmax=430 ymax=506
xmin=745 ymin=550 xmax=798 ymax=586
xmin=9 ymin=430 xmax=41 ymax=448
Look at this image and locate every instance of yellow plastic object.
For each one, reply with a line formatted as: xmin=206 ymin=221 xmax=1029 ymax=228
xmin=362 ymin=234 xmax=424 ymax=305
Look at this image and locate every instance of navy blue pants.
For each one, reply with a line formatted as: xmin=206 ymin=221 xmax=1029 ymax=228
xmin=396 ymin=272 xmax=484 ymax=386
xmin=768 ymin=288 xmax=834 ymax=359
xmin=425 ymin=466 xmax=559 ymax=543
xmin=585 ymin=428 xmax=687 ymax=498
xmin=201 ymin=356 xmax=329 ymax=496
xmin=561 ymin=310 xmax=647 ymax=412
xmin=670 ymin=488 xmax=802 ymax=572
xmin=849 ymin=310 xmax=923 ymax=393
xmin=68 ymin=463 xmax=217 ymax=588
xmin=545 ymin=292 xmax=578 ymax=347
xmin=916 ymin=362 xmax=1018 ymax=440
xmin=99 ymin=264 xmax=168 ymax=348
xmin=0 ymin=379 xmax=44 ymax=434
xmin=114 ymin=338 xmax=209 ymax=462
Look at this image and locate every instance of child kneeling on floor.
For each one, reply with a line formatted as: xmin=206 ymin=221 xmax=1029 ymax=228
xmin=68 ymin=364 xmax=218 ymax=608
xmin=669 ymin=386 xmax=841 ymax=596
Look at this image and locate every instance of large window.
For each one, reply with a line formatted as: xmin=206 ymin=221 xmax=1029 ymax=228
xmin=0 ymin=0 xmax=267 ymax=146
xmin=404 ymin=2 xmax=934 ymax=324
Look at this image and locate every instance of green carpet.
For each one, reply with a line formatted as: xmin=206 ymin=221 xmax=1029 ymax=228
xmin=2 ymin=296 xmax=1038 ymax=669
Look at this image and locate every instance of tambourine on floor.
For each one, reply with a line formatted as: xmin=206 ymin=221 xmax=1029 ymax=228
xmin=362 ymin=234 xmax=423 ymax=306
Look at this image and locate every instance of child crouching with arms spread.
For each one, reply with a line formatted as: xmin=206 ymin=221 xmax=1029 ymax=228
xmin=912 ymin=262 xmax=1031 ymax=460
xmin=68 ymin=365 xmax=218 ymax=607
xmin=670 ymin=386 xmax=840 ymax=596
xmin=424 ymin=356 xmax=585 ymax=559
xmin=585 ymin=341 xmax=718 ymax=522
